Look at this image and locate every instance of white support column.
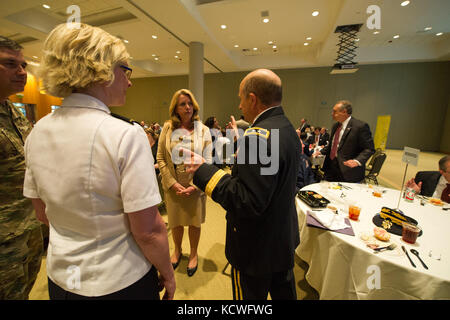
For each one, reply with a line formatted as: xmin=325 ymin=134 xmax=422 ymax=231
xmin=189 ymin=41 xmax=204 ymax=120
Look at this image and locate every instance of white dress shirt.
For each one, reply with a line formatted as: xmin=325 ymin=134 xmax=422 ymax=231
xmin=23 ymin=93 xmax=161 ymax=296
xmin=432 ymin=175 xmax=448 ymax=199
xmin=252 ymin=106 xmax=279 ymax=125
xmin=336 ymin=116 xmax=351 ymax=150
xmin=336 ymin=116 xmax=361 ymax=166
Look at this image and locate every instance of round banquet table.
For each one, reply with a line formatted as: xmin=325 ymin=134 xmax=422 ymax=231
xmin=295 ymin=182 xmax=450 ymax=300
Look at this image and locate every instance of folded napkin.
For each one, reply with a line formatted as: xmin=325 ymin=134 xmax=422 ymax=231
xmin=308 ymin=209 xmax=349 ymax=230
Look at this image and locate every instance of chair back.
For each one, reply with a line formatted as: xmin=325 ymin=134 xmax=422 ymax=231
xmin=367 ymin=148 xmax=383 ymax=169
xmin=368 ymin=153 xmax=386 ymax=176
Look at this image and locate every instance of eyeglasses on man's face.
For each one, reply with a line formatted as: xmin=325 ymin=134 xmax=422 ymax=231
xmin=119 ymin=65 xmax=132 ymax=80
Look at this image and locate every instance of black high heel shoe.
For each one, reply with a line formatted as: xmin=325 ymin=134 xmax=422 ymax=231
xmin=171 ymin=252 xmax=182 ymax=270
xmin=187 ymin=264 xmax=198 ymax=277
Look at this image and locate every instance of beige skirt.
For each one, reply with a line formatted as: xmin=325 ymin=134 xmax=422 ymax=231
xmin=165 ymin=164 xmax=206 ymax=228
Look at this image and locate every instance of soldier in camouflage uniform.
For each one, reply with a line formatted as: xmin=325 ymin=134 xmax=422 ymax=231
xmin=0 ymin=36 xmax=44 ymax=299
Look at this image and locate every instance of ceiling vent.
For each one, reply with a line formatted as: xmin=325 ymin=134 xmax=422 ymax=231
xmin=241 ymin=48 xmax=262 ymax=56
xmin=330 ymin=24 xmax=363 ymax=74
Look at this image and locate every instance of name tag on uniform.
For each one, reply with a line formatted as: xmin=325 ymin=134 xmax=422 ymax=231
xmin=243 ymin=127 xmax=270 ymax=139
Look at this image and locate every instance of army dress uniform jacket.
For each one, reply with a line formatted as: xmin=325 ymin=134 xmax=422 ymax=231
xmin=193 ymin=106 xmax=301 ymax=277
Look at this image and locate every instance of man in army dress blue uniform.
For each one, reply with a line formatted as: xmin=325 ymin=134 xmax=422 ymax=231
xmin=0 ymin=36 xmax=43 ymax=299
xmin=184 ymin=69 xmax=301 ymax=300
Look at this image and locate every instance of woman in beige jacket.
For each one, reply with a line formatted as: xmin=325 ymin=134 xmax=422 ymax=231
xmin=157 ymin=89 xmax=212 ymax=277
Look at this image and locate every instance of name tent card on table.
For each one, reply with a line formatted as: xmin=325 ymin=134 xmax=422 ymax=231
xmin=396 ymin=146 xmax=420 ymax=210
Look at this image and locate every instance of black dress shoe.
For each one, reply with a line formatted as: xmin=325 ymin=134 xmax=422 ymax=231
xmin=171 ymin=253 xmax=182 ymax=270
xmin=187 ymin=264 xmax=198 ymax=277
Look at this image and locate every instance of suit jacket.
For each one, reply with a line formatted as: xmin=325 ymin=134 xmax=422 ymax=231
xmin=296 ymin=153 xmax=316 ymax=192
xmin=322 ymin=117 xmax=375 ymax=182
xmin=319 ymin=132 xmax=330 ymax=146
xmin=193 ymin=107 xmax=301 ymax=276
xmin=307 ymin=134 xmax=320 ymax=145
xmin=414 ymin=171 xmax=441 ymax=197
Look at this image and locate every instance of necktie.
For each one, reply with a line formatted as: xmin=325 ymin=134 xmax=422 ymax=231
xmin=441 ymin=183 xmax=450 ymax=203
xmin=330 ymin=124 xmax=342 ymax=160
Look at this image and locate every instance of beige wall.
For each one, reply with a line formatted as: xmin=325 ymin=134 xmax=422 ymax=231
xmin=111 ymin=61 xmax=450 ymax=152
xmin=440 ymin=97 xmax=450 ymax=154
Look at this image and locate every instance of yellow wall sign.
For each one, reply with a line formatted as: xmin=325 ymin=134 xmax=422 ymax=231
xmin=374 ymin=115 xmax=391 ymax=151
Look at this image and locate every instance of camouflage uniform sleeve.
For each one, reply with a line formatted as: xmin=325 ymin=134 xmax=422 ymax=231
xmin=0 ymin=101 xmax=40 ymax=242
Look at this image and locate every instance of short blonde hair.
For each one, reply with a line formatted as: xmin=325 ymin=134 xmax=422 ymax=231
xmin=168 ymin=89 xmax=200 ymax=129
xmin=39 ymin=23 xmax=129 ymax=97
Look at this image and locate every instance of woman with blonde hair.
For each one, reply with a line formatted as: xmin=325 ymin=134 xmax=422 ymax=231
xmin=157 ymin=89 xmax=212 ymax=277
xmin=22 ymin=23 xmax=174 ymax=300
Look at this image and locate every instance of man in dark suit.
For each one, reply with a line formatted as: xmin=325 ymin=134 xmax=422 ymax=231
xmin=405 ymin=155 xmax=450 ymax=202
xmin=319 ymin=127 xmax=330 ymax=147
xmin=299 ymin=118 xmax=309 ymax=133
xmin=315 ymin=100 xmax=375 ymax=182
xmin=183 ymin=69 xmax=301 ymax=300
xmin=308 ymin=127 xmax=321 ymax=146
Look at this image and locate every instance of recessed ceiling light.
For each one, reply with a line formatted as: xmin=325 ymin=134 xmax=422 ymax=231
xmin=42 ymin=4 xmax=50 ymax=9
xmin=220 ymin=25 xmax=227 ymax=29
xmin=152 ymin=35 xmax=157 ymax=39
xmin=253 ymin=47 xmax=258 ymax=51
xmin=234 ymin=44 xmax=239 ymax=48
xmin=373 ymin=31 xmax=380 ymax=34
xmin=306 ymin=37 xmax=312 ymax=40
xmin=312 ymin=11 xmax=319 ymax=17
xmin=304 ymin=42 xmax=309 ymax=46
xmin=393 ymin=35 xmax=400 ymax=39
xmin=436 ymin=32 xmax=443 ymax=36
xmin=263 ymin=18 xmax=269 ymax=23
xmin=424 ymin=27 xmax=432 ymax=31
xmin=401 ymin=1 xmax=410 ymax=6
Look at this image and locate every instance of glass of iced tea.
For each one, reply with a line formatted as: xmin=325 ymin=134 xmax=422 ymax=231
xmin=401 ymin=222 xmax=421 ymax=244
xmin=348 ymin=203 xmax=361 ymax=221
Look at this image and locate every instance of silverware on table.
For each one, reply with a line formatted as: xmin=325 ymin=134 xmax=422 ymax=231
xmin=374 ymin=243 xmax=397 ymax=253
xmin=410 ymin=249 xmax=429 ymax=269
xmin=402 ymin=246 xmax=416 ymax=268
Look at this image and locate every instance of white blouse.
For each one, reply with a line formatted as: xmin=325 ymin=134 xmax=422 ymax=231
xmin=23 ymin=93 xmax=161 ymax=296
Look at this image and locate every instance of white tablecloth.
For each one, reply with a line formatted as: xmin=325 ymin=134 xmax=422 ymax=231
xmin=295 ymin=182 xmax=450 ymax=300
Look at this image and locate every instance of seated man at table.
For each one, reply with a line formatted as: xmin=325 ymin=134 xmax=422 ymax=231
xmin=405 ymin=155 xmax=450 ymax=203
xmin=308 ymin=127 xmax=321 ymax=147
xmin=299 ymin=132 xmax=313 ymax=157
xmin=296 ymin=137 xmax=316 ymax=192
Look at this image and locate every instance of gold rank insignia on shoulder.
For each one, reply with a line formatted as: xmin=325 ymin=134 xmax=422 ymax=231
xmin=111 ymin=113 xmax=139 ymax=125
xmin=243 ymin=127 xmax=270 ymax=139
